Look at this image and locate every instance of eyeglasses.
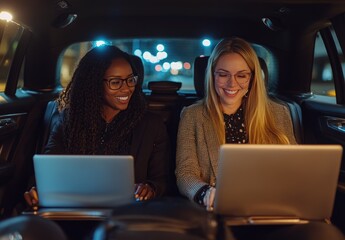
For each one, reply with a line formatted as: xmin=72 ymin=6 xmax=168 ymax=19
xmin=214 ymin=71 xmax=252 ymax=86
xmin=103 ymin=76 xmax=138 ymax=90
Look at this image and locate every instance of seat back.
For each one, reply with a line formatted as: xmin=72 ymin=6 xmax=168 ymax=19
xmin=146 ymin=80 xmax=185 ymax=196
xmin=92 ymin=198 xmax=217 ymax=240
xmin=0 ymin=215 xmax=67 ymax=240
xmin=147 ymin=81 xmax=184 ymax=123
xmin=193 ymin=55 xmax=303 ymax=143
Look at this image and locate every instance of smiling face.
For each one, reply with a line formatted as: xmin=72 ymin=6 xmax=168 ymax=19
xmin=102 ymin=58 xmax=135 ymax=122
xmin=214 ymin=53 xmax=251 ymax=115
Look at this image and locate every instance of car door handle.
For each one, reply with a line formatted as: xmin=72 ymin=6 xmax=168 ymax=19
xmin=326 ymin=117 xmax=345 ymax=133
xmin=0 ymin=118 xmax=18 ymax=134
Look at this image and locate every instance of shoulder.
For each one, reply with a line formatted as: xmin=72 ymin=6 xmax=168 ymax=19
xmin=268 ymin=98 xmax=293 ymax=125
xmin=268 ymin=98 xmax=290 ymax=114
xmin=51 ymin=109 xmax=64 ymax=130
xmin=180 ymin=101 xmax=204 ymax=117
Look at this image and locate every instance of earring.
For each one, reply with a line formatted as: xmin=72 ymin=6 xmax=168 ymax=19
xmin=244 ymin=90 xmax=249 ymax=98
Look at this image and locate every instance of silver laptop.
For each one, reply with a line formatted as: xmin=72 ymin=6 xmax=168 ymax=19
xmin=33 ymin=154 xmax=135 ymax=208
xmin=214 ymin=144 xmax=343 ymax=225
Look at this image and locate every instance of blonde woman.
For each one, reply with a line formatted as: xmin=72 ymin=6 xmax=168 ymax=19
xmin=176 ymin=37 xmax=296 ymax=210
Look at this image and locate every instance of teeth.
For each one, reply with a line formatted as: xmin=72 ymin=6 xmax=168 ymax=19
xmin=116 ymin=96 xmax=129 ymax=101
xmin=225 ymin=90 xmax=238 ymax=94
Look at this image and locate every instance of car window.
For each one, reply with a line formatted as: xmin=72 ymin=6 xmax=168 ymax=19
xmin=59 ymin=38 xmax=273 ymax=93
xmin=0 ymin=16 xmax=25 ymax=92
xmin=311 ymin=31 xmax=344 ymax=97
xmin=59 ymin=39 xmax=217 ymax=93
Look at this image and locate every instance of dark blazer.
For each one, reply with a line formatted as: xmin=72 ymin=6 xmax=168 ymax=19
xmin=44 ymin=111 xmax=170 ymax=197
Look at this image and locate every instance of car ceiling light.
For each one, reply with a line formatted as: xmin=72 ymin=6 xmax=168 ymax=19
xmin=95 ymin=40 xmax=106 ymax=47
xmin=52 ymin=0 xmax=77 ymax=28
xmin=57 ymin=0 xmax=69 ymax=9
xmin=262 ymin=17 xmax=284 ymax=31
xmin=52 ymin=13 xmax=77 ymax=28
xmin=0 ymin=11 xmax=13 ymax=22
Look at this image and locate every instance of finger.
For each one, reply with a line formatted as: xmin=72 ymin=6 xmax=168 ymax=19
xmin=141 ymin=184 xmax=154 ymax=200
xmin=208 ymin=188 xmax=216 ymax=211
xmin=24 ymin=192 xmax=33 ymax=206
xmin=204 ymin=188 xmax=210 ymax=207
xmin=143 ymin=188 xmax=154 ymax=201
xmin=205 ymin=187 xmax=215 ymax=211
xmin=137 ymin=185 xmax=149 ymax=201
xmin=30 ymin=188 xmax=39 ymax=202
xmin=134 ymin=183 xmax=143 ymax=194
xmin=29 ymin=192 xmax=38 ymax=206
xmin=134 ymin=183 xmax=144 ymax=199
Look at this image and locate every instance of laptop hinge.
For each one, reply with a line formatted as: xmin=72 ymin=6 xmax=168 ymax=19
xmin=223 ymin=216 xmax=310 ymax=226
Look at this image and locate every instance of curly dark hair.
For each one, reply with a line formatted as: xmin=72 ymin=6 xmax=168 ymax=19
xmin=57 ymin=45 xmax=147 ymax=154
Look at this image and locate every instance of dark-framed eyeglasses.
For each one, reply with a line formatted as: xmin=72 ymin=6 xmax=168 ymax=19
xmin=214 ymin=71 xmax=252 ymax=86
xmin=103 ymin=75 xmax=138 ymax=90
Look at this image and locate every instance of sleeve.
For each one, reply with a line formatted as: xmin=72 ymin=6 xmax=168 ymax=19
xmin=43 ymin=115 xmax=66 ymax=154
xmin=175 ymin=106 xmax=209 ymax=201
xmin=145 ymin=115 xmax=171 ymax=197
xmin=278 ymin=104 xmax=298 ymax=144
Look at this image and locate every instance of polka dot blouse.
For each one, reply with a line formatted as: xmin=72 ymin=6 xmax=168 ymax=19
xmin=223 ymin=106 xmax=248 ymax=144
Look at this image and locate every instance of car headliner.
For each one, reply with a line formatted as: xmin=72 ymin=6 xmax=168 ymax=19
xmin=1 ymin=0 xmax=345 ymax=94
xmin=3 ymin=0 xmax=345 ymax=42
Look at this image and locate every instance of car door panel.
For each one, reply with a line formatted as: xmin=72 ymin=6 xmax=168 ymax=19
xmin=301 ymin=98 xmax=345 ymax=230
xmin=0 ymin=92 xmax=48 ymax=217
xmin=302 ymin=99 xmax=345 ymax=144
xmin=0 ymin=113 xmax=26 ymax=185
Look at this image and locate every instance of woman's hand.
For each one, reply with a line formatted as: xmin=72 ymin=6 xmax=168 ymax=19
xmin=203 ymin=186 xmax=216 ymax=211
xmin=24 ymin=186 xmax=39 ymax=210
xmin=134 ymin=183 xmax=155 ymax=201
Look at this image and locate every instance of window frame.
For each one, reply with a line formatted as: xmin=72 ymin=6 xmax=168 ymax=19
xmin=319 ymin=26 xmax=345 ymax=104
xmin=0 ymin=20 xmax=30 ymax=96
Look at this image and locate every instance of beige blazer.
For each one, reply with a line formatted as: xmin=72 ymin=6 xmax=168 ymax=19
xmin=175 ymin=100 xmax=297 ymax=201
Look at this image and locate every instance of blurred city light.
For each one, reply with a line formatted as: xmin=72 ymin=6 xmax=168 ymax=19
xmin=143 ymin=51 xmax=152 ymax=60
xmin=149 ymin=56 xmax=159 ymax=64
xmin=155 ymin=65 xmax=162 ymax=72
xmin=202 ymin=39 xmax=211 ymax=47
xmin=171 ymin=61 xmax=183 ymax=70
xmin=157 ymin=51 xmax=168 ymax=60
xmin=134 ymin=49 xmax=142 ymax=57
xmin=156 ymin=44 xmax=165 ymax=52
xmin=184 ymin=62 xmax=191 ymax=70
xmin=170 ymin=69 xmax=179 ymax=75
xmin=163 ymin=62 xmax=170 ymax=70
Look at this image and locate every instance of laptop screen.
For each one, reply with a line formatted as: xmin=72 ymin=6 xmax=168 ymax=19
xmin=34 ymin=154 xmax=135 ymax=208
xmin=214 ymin=144 xmax=342 ymax=222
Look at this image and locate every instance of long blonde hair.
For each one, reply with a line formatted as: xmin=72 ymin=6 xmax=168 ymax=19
xmin=204 ymin=37 xmax=290 ymax=144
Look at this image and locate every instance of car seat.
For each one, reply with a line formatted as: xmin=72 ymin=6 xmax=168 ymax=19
xmin=0 ymin=215 xmax=67 ymax=240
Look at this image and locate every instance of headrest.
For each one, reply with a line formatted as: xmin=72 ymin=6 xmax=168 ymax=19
xmin=148 ymin=81 xmax=182 ymax=95
xmin=193 ymin=56 xmax=209 ymax=98
xmin=193 ymin=55 xmax=269 ymax=98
